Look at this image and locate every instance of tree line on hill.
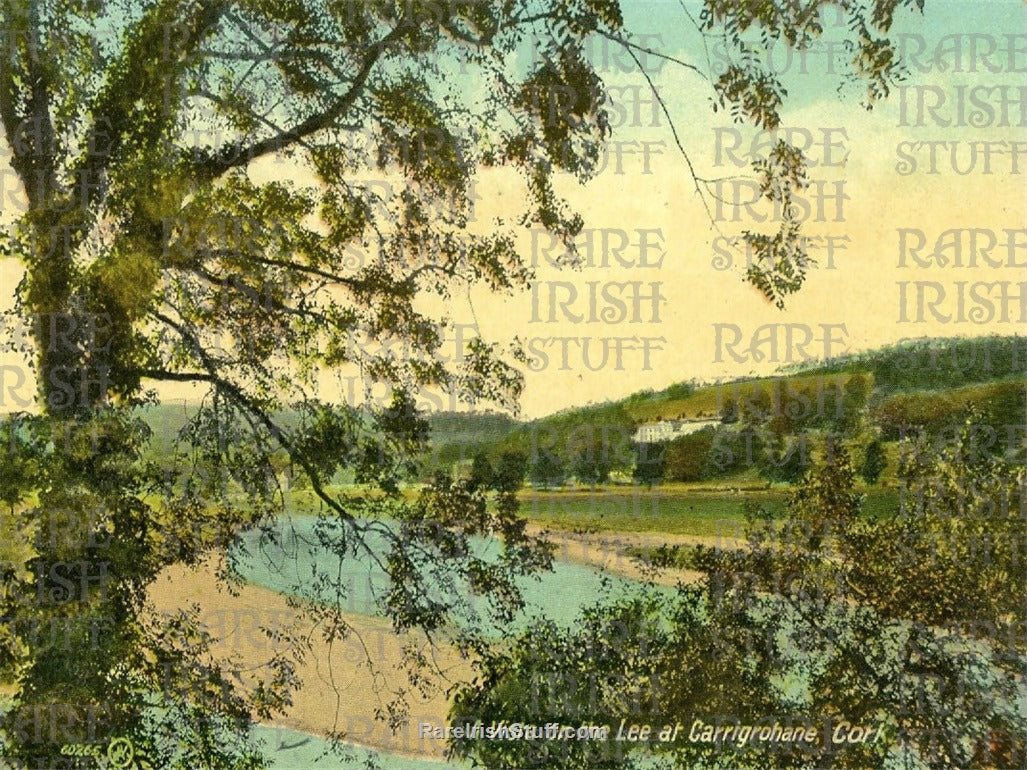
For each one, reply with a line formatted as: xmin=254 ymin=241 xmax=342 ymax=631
xmin=421 ymin=353 xmax=1025 ymax=491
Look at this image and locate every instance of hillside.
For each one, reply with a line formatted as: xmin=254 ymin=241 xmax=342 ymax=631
xmin=425 ymin=335 xmax=1026 ymax=485
xmin=51 ymin=335 xmax=1021 ymax=487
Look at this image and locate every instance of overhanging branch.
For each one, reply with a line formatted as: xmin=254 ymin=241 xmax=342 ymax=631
xmin=192 ymin=20 xmax=416 ymax=181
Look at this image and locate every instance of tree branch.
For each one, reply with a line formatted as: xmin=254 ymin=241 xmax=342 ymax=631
xmin=192 ymin=20 xmax=416 ymax=181
xmin=0 ymin=3 xmax=58 ymax=210
xmin=597 ymin=30 xmax=709 ymax=80
xmin=619 ymin=44 xmax=721 ymax=232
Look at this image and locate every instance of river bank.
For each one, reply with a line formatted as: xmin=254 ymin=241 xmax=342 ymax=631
xmin=146 ymin=524 xmax=718 ymax=762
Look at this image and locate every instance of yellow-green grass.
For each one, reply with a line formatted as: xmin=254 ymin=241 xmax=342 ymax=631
xmin=516 ymin=486 xmax=899 ymax=538
xmin=625 ymin=372 xmax=857 ymax=423
xmin=5 ymin=480 xmax=901 ymax=541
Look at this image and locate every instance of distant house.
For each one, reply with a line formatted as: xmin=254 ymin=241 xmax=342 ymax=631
xmin=632 ymin=418 xmax=720 ymax=444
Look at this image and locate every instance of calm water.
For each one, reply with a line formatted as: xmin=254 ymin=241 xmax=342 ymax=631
xmin=230 ymin=516 xmax=657 ymax=634
xmin=233 ymin=516 xmax=1027 ymax=770
xmin=231 ymin=517 xmax=661 ymax=767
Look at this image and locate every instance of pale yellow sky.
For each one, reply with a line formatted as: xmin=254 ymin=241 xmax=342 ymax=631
xmin=457 ymin=74 xmax=1027 ymax=416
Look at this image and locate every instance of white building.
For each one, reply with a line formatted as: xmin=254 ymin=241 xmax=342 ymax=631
xmin=632 ymin=418 xmax=720 ymax=444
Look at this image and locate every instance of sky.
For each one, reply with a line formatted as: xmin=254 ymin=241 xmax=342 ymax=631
xmin=1 ymin=0 xmax=1025 ymax=419
xmin=460 ymin=0 xmax=1027 ymax=415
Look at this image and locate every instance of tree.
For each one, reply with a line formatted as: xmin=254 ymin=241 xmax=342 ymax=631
xmin=0 ymin=417 xmax=37 ymax=515
xmin=453 ymin=426 xmax=1027 ymax=769
xmin=663 ymin=427 xmax=715 ymax=482
xmin=0 ymin=0 xmax=611 ymax=762
xmin=529 ymin=450 xmax=567 ymax=490
xmin=859 ymin=438 xmax=888 ymax=484
xmin=0 ymin=0 xmax=930 ymax=765
xmin=706 ymin=425 xmax=760 ymax=477
xmin=739 ymin=387 xmax=773 ymax=428
xmin=492 ymin=449 xmax=528 ymax=493
xmin=757 ymin=429 xmax=812 ymax=484
xmin=719 ymin=398 xmax=740 ymax=424
xmin=631 ymin=441 xmax=665 ymax=487
xmin=833 ymin=373 xmax=872 ymax=434
xmin=468 ymin=449 xmax=495 ymax=490
xmin=571 ymin=437 xmax=614 ymax=488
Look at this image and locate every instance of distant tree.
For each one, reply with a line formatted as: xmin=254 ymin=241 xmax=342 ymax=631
xmin=631 ymin=442 xmax=665 ymax=487
xmin=469 ymin=450 xmax=495 ymax=490
xmin=740 ymin=388 xmax=774 ymax=427
xmin=757 ymin=430 xmax=811 ymax=484
xmin=873 ymin=382 xmax=1025 ymax=457
xmin=719 ymin=398 xmax=740 ymax=424
xmin=663 ymin=382 xmax=696 ymax=401
xmin=572 ymin=439 xmax=613 ymax=488
xmin=833 ymin=373 xmax=872 ymax=433
xmin=529 ymin=451 xmax=567 ymax=490
xmin=492 ymin=450 xmax=528 ymax=493
xmin=859 ymin=439 xmax=888 ymax=485
xmin=0 ymin=0 xmax=938 ymax=762
xmin=454 ymin=424 xmax=1027 ymax=769
xmin=664 ymin=428 xmax=716 ymax=483
xmin=706 ymin=426 xmax=761 ymax=477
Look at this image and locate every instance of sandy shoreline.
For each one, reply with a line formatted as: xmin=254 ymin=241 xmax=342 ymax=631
xmin=146 ymin=526 xmax=725 ymax=762
xmin=148 ymin=560 xmax=471 ymax=761
xmin=531 ymin=524 xmax=739 ymax=586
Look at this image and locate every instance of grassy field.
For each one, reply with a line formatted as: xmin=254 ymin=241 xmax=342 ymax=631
xmin=515 ymin=484 xmax=900 ymax=538
xmin=518 ymin=487 xmax=770 ymax=538
xmin=163 ymin=479 xmax=901 ymax=540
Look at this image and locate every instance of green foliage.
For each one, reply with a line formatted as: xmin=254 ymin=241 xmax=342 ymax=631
xmin=0 ymin=405 xmax=273 ymax=767
xmin=411 ymin=411 xmax=520 ymax=478
xmin=0 ymin=416 xmax=39 ymax=514
xmin=427 ymin=339 xmax=1024 ymax=488
xmin=504 ymin=402 xmax=636 ymax=465
xmin=492 ymin=450 xmax=528 ymax=493
xmin=699 ymin=0 xmax=926 ymax=305
xmin=873 ymin=380 xmax=1026 ymax=458
xmin=756 ymin=430 xmax=812 ymax=485
xmin=624 ymin=543 xmax=700 ymax=571
xmin=859 ymin=439 xmax=888 ymax=484
xmin=800 ymin=335 xmax=1027 ymax=392
xmin=469 ymin=450 xmax=495 ymax=491
xmin=455 ymin=428 xmax=1027 ymax=769
xmin=663 ymin=427 xmax=716 ymax=483
xmin=659 ymin=381 xmax=696 ymax=401
xmin=834 ymin=372 xmax=872 ymax=433
xmin=631 ymin=442 xmax=665 ymax=487
xmin=0 ymin=0 xmax=952 ymax=763
xmin=450 ymin=594 xmax=669 ymax=769
xmin=0 ymin=0 xmax=654 ymax=761
xmin=571 ymin=436 xmax=615 ymax=487
xmin=706 ymin=426 xmax=761 ymax=477
xmin=528 ymin=451 xmax=567 ymax=489
xmin=845 ymin=415 xmax=1026 ymax=630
